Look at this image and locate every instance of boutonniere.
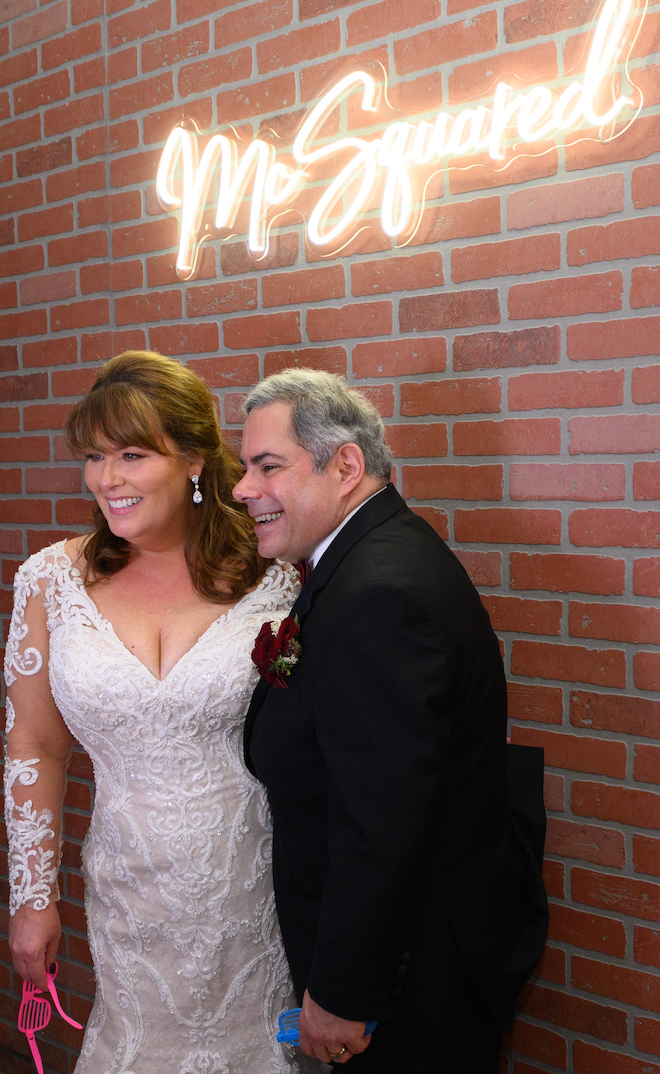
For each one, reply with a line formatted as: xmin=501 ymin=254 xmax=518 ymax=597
xmin=252 ymin=615 xmax=301 ymax=688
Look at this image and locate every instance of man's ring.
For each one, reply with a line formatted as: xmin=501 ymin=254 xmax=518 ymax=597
xmin=328 ymin=1046 xmax=348 ymax=1060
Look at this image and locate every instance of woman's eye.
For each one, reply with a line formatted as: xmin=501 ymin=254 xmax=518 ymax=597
xmin=84 ymin=453 xmax=102 ymax=461
xmin=123 ymin=452 xmax=143 ymax=460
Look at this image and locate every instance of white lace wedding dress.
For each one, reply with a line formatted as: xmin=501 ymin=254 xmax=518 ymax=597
xmin=4 ymin=540 xmax=313 ymax=1074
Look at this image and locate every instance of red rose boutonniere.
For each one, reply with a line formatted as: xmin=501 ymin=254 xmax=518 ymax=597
xmin=252 ymin=615 xmax=301 ymax=688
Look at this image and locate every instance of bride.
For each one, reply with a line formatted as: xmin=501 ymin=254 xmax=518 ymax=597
xmin=4 ymin=350 xmax=312 ymax=1074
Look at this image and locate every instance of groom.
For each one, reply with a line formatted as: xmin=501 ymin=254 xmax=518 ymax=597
xmin=233 ymin=370 xmax=548 ymax=1074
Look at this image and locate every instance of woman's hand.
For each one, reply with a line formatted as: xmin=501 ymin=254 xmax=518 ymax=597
xmin=9 ymin=902 xmax=62 ymax=990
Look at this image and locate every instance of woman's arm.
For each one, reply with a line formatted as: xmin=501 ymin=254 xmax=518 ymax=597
xmin=4 ymin=562 xmax=76 ymax=988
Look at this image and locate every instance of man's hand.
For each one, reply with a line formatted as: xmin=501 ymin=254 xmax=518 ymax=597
xmin=298 ymin=989 xmax=372 ymax=1064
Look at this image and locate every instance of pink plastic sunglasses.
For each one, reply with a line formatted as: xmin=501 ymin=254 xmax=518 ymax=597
xmin=18 ymin=962 xmax=84 ymax=1074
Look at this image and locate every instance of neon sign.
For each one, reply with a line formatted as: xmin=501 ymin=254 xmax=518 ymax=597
xmin=156 ymin=0 xmax=642 ymax=280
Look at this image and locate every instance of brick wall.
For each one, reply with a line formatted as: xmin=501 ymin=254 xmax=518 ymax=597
xmin=0 ymin=0 xmax=659 ymax=1070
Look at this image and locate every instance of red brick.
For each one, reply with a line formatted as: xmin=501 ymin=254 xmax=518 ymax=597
xmin=0 ymin=372 xmax=41 ymax=402
xmin=510 ymin=463 xmax=625 ymax=503
xmin=508 ymin=175 xmax=624 ymax=229
xmin=455 ymin=507 xmax=560 ymax=545
xmin=0 ymin=177 xmax=42 ymax=215
xmin=0 ymin=498 xmax=50 ymax=524
xmin=548 ymin=904 xmax=626 ymax=958
xmin=636 ymin=1015 xmax=660 ymax=1057
xmin=0 ymin=280 xmax=17 ymax=308
xmin=262 ymin=266 xmax=344 ymax=307
xmin=41 ymin=24 xmax=101 ymax=70
xmin=633 ymin=366 xmax=660 ymax=404
xmin=568 ymin=217 xmax=660 ymax=267
xmin=402 ymin=463 xmax=501 ymax=500
xmin=107 ymin=47 xmax=137 ymax=84
xmin=263 ymin=346 xmax=347 ymax=377
xmin=56 ymin=498 xmax=95 ymax=525
xmin=547 ymin=816 xmax=626 ymax=867
xmin=22 ymin=271 xmax=76 ymax=305
xmin=483 ymin=594 xmax=562 ymax=635
xmin=568 ymin=316 xmax=660 ymax=361
xmin=571 ymin=601 xmax=660 ymax=646
xmin=52 ymin=367 xmax=100 ymax=396
xmin=402 ymin=377 xmax=500 ymax=416
xmin=510 ymin=552 xmax=625 ymax=596
xmin=508 ymin=681 xmax=562 ymax=724
xmin=143 ymin=98 xmax=213 ymax=145
xmin=633 ymin=164 xmax=660 ymax=210
xmin=108 ymin=0 xmax=170 ymax=46
xmin=149 ymin=322 xmax=219 ymax=356
xmin=187 ymin=353 xmax=259 ymax=388
xmin=513 ymin=728 xmax=626 ymax=778
xmin=573 ymin=780 xmax=660 ymax=831
xmin=631 ymin=267 xmax=660 ymax=310
xmin=504 ymin=0 xmax=598 ymax=41
xmin=215 ymin=73 xmax=296 ymax=124
xmin=46 ymin=162 xmax=105 ymax=204
xmin=110 ymin=147 xmax=161 ymax=187
xmin=532 ymin=945 xmax=567 ymax=986
xmin=566 ymin=115 xmax=660 ymax=172
xmin=400 ymin=289 xmax=500 ymax=333
xmin=141 ymin=22 xmax=209 ymax=72
xmin=509 ymin=369 xmax=624 ymax=411
xmin=634 ymin=558 xmax=660 ymax=598
xmin=220 ymin=233 xmax=298 ymax=276
xmin=258 ymin=20 xmax=340 ymax=73
xmin=574 ymin=865 xmax=660 ymax=922
xmin=0 ymin=49 xmax=38 ymax=88
xmin=351 ymin=252 xmax=444 ymax=297
xmin=570 ymin=509 xmax=660 ymax=549
xmin=454 ymin=418 xmax=560 ymax=456
xmin=0 ymin=344 xmax=18 ymax=370
xmin=18 ymin=203 xmax=72 ymax=242
xmin=26 ymin=467 xmax=81 ymax=493
xmin=357 ymin=383 xmax=395 ymax=418
xmin=307 ymin=301 xmax=392 ymax=341
xmin=453 ymin=548 xmax=501 ymax=587
xmin=509 ymin=271 xmax=622 ymax=320
xmin=449 ymin=144 xmax=558 ymax=197
xmin=503 ymin=1018 xmax=567 ymax=1070
xmin=353 ymin=337 xmax=446 ymax=377
xmin=223 ymin=310 xmax=301 ymax=349
xmin=176 ymin=0 xmax=239 ymax=21
xmin=453 ymin=325 xmax=559 ymax=371
xmin=50 ymin=298 xmax=109 ymax=331
xmin=112 ymin=219 xmax=178 ymax=258
xmin=114 ymin=290 xmax=181 ymax=326
xmin=635 ymin=840 xmax=660 ymax=881
xmin=72 ymin=0 xmax=103 ymax=23
xmin=110 ymin=73 xmax=173 ymax=120
xmin=224 ymin=391 xmax=247 ymax=424
xmin=179 ymin=49 xmax=252 ymax=96
xmin=449 ymin=40 xmax=557 ymax=103
xmin=543 ymin=859 xmax=565 ymax=899
xmin=13 ymin=1 xmax=67 ymax=47
xmin=544 ymin=772 xmax=565 ymax=811
xmin=0 ymin=470 xmax=21 ymax=494
xmin=73 ymin=56 xmax=105 ymax=92
xmin=80 ymin=329 xmax=145 ymax=363
xmin=385 ymin=424 xmax=448 ymax=459
xmin=511 ymin=641 xmax=626 ymax=688
xmin=394 ymin=11 xmax=497 ymax=75
xmin=0 ymin=436 xmax=49 ymax=462
xmin=635 ymin=653 xmax=660 ymax=693
xmin=574 ymin=954 xmax=660 ymax=1015
xmin=409 ymin=504 xmax=449 ymax=539
xmin=516 ymin=982 xmax=627 ymax=1043
xmin=0 ymin=309 xmax=47 ymax=340
xmin=23 ymin=337 xmax=77 ymax=368
xmin=0 ymin=246 xmax=44 ymax=277
xmin=452 ymin=234 xmax=560 ymax=284
xmin=575 ymin=1040 xmax=660 ymax=1074
xmin=48 ymin=231 xmax=107 ymax=267
xmin=215 ymin=0 xmax=292 ymax=49
xmin=24 ymin=402 xmax=72 ymax=430
xmin=44 ymin=93 xmax=104 ymax=137
xmin=299 ymin=0 xmax=352 ymax=14
xmin=0 ymin=114 xmax=40 ymax=153
xmin=572 ymin=689 xmax=660 ymax=739
xmin=635 ymin=744 xmax=660 ymax=786
xmin=80 ymin=260 xmax=142 ymax=295
xmin=570 ymin=414 xmax=660 ymax=456
xmin=410 ymin=196 xmax=501 ymax=247
xmin=347 ymin=0 xmax=440 ymax=44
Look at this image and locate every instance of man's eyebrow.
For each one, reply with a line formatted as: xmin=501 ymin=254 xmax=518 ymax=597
xmin=238 ymin=451 xmax=286 ymax=467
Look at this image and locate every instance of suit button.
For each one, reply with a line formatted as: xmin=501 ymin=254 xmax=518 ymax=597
xmin=400 ymin=951 xmax=410 ymax=961
xmin=391 ymin=987 xmax=403 ymax=997
xmin=396 ymin=964 xmax=407 ymax=976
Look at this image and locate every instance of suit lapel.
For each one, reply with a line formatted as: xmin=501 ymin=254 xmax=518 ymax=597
xmin=243 ymin=483 xmax=406 ymax=772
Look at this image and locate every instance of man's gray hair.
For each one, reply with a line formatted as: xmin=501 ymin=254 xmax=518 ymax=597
xmin=244 ymin=369 xmax=393 ymax=480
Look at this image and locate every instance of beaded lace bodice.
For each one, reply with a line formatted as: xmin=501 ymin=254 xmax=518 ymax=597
xmin=4 ymin=541 xmax=308 ymax=1074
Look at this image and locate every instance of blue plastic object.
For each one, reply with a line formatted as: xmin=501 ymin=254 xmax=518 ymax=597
xmin=276 ymin=1008 xmax=377 ymax=1046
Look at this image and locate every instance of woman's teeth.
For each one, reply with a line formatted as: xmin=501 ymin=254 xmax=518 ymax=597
xmin=254 ymin=512 xmax=283 ymax=523
xmin=108 ymin=497 xmax=142 ymax=508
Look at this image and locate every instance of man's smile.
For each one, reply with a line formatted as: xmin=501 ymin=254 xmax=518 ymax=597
xmin=254 ymin=512 xmax=284 ymax=524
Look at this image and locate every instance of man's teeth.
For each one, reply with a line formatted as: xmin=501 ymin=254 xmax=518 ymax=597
xmin=109 ymin=497 xmax=142 ymax=508
xmin=254 ymin=512 xmax=283 ymax=523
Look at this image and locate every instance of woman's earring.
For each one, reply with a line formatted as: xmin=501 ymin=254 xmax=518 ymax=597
xmin=191 ymin=475 xmax=203 ymax=504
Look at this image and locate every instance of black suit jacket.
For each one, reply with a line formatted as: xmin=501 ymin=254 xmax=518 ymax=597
xmin=245 ymin=485 xmax=548 ymax=1069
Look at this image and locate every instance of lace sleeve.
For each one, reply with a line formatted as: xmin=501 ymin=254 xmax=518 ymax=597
xmin=4 ymin=558 xmax=75 ymax=915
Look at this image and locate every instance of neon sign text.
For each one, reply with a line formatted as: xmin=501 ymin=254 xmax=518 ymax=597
xmin=156 ymin=0 xmax=640 ymax=279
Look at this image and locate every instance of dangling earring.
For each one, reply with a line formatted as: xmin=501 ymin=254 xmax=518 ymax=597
xmin=191 ymin=475 xmax=203 ymax=504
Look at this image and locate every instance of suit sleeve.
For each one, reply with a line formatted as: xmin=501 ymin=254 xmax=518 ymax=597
xmin=306 ymin=581 xmax=457 ymax=1019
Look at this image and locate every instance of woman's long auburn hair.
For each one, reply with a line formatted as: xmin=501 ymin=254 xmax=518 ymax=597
xmin=64 ymin=350 xmax=269 ymax=602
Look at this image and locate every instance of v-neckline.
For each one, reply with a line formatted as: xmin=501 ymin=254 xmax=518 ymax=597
xmin=58 ymin=543 xmax=274 ymax=684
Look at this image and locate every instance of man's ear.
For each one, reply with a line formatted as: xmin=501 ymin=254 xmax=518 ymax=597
xmin=334 ymin=442 xmax=365 ymax=495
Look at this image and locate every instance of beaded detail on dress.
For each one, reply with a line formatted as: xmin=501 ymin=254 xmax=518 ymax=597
xmin=4 ymin=541 xmax=311 ymax=1074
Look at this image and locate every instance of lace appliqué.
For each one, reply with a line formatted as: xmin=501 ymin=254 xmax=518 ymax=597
xmin=4 ymin=567 xmax=44 ymax=689
xmin=4 ymin=756 xmax=59 ymax=915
